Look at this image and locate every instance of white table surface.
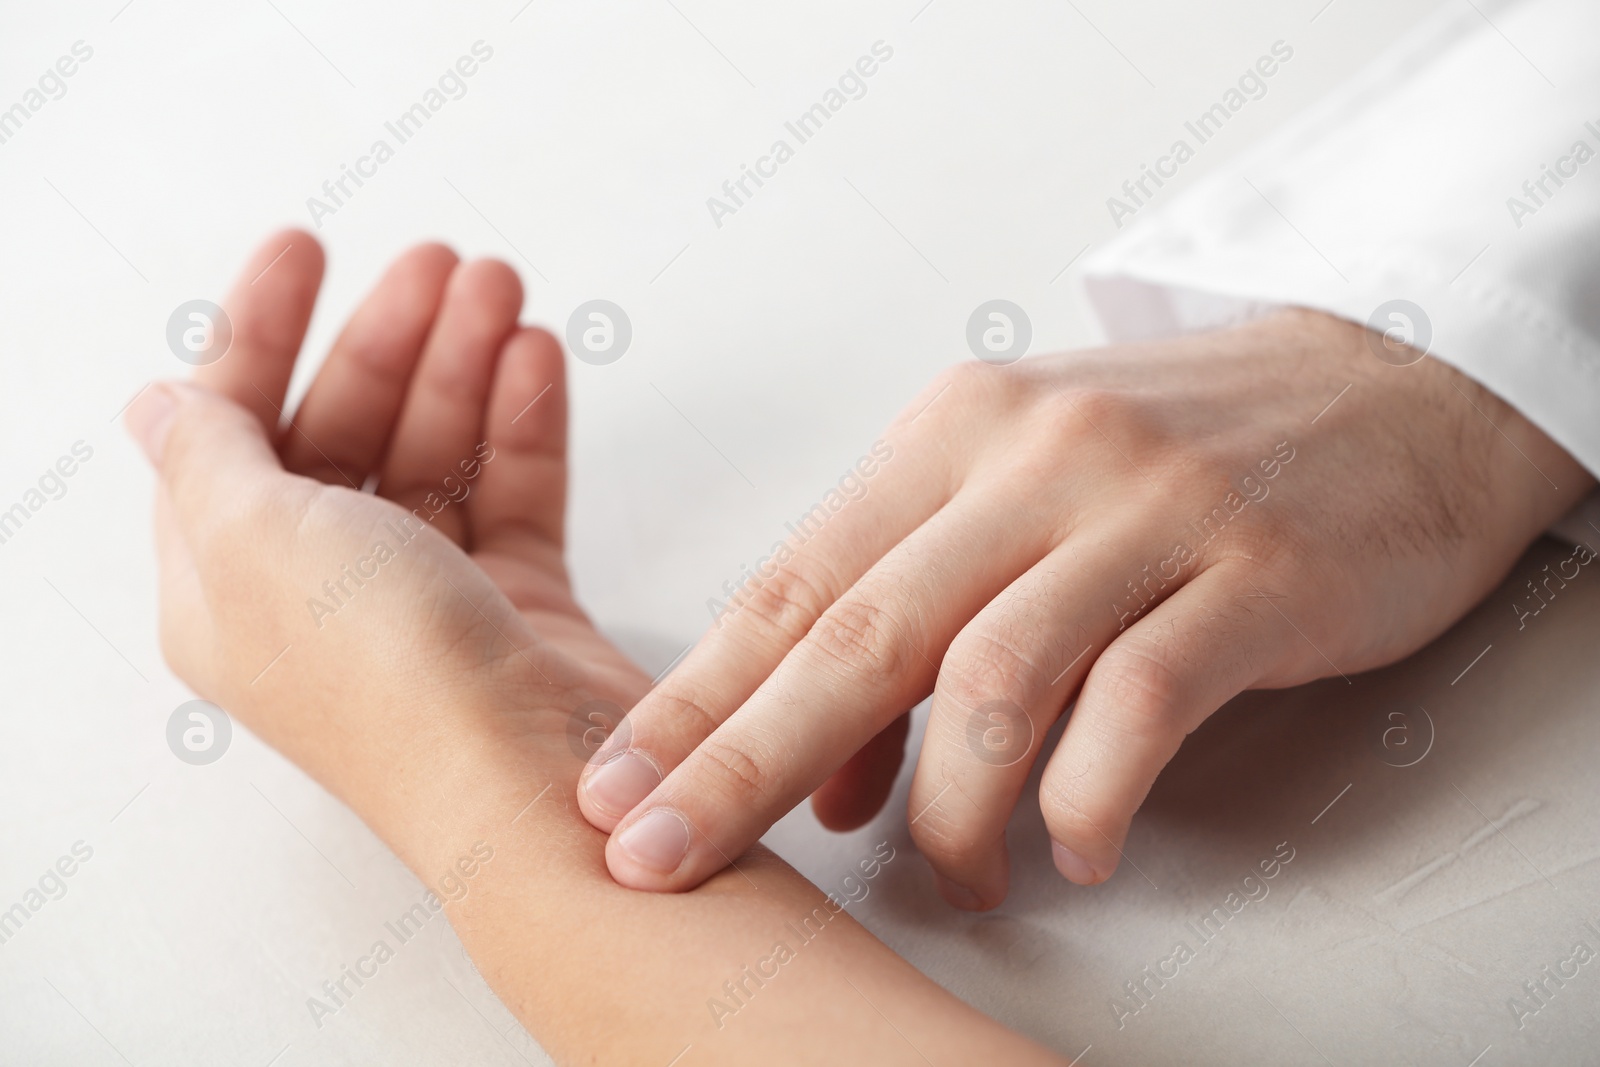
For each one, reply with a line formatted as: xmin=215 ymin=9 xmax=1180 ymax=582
xmin=5 ymin=1 xmax=1596 ymax=1063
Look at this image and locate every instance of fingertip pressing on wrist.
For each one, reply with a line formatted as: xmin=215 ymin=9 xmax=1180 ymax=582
xmin=612 ymin=807 xmax=693 ymax=878
xmin=580 ymin=748 xmax=663 ymax=827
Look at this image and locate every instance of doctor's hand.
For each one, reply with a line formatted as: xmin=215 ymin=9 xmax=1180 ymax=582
xmin=580 ymin=308 xmax=1592 ymax=907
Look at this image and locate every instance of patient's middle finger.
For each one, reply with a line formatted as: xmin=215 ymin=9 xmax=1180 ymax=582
xmin=193 ymin=229 xmax=324 ymax=430
xmin=378 ymin=258 xmax=523 ymax=543
xmin=281 ymin=243 xmax=458 ymax=486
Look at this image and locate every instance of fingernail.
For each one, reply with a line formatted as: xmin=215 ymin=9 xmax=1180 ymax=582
xmin=616 ymin=808 xmax=691 ymax=874
xmin=583 ymin=751 xmax=662 ymax=818
xmin=124 ymin=383 xmax=182 ymax=465
xmin=933 ymin=874 xmax=987 ymax=911
xmin=1052 ymin=841 xmax=1099 ymax=885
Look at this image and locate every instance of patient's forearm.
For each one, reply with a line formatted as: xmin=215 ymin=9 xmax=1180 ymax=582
xmin=364 ymin=706 xmax=1063 ymax=1066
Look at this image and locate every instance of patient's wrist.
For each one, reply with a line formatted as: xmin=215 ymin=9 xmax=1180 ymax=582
xmin=319 ymin=677 xmax=578 ymax=880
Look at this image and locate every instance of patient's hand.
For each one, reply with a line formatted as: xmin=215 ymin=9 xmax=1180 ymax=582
xmin=126 ymin=230 xmax=1064 ymax=1067
xmin=128 ymin=229 xmax=649 ymax=818
xmin=581 ymin=308 xmax=1594 ymax=907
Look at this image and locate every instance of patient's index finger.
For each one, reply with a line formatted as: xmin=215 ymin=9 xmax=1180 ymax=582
xmin=194 ymin=229 xmax=324 ymax=432
xmin=283 ymin=242 xmax=458 ymax=486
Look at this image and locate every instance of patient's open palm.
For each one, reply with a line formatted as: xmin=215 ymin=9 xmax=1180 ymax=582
xmin=133 ymin=231 xmax=649 ymax=790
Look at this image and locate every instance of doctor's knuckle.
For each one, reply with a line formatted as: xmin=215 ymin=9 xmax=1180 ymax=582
xmin=914 ymin=823 xmax=986 ymax=874
xmin=1039 ymin=776 xmax=1122 ymax=844
xmin=1093 ymin=644 xmax=1189 ymax=744
xmin=738 ymin=564 xmax=836 ymax=647
xmin=695 ymin=737 xmax=775 ymax=806
xmin=940 ymin=630 xmax=1048 ymax=707
xmin=809 ymin=597 xmax=912 ymax=677
xmin=640 ymin=685 xmax=725 ymax=749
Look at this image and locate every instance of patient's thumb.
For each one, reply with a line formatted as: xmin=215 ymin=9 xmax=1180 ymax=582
xmin=125 ymin=382 xmax=187 ymax=465
xmin=124 ymin=381 xmax=280 ymax=485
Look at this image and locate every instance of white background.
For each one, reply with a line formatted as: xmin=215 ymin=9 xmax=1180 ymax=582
xmin=4 ymin=1 xmax=1598 ymax=1064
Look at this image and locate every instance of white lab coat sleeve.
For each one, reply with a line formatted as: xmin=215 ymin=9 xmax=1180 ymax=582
xmin=1081 ymin=0 xmax=1600 ymax=543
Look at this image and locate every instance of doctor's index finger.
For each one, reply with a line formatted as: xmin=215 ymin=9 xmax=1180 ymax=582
xmin=575 ymin=363 xmax=1005 ymax=838
xmin=575 ymin=433 xmax=949 ymax=834
xmin=599 ymin=484 xmax=1055 ymax=892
